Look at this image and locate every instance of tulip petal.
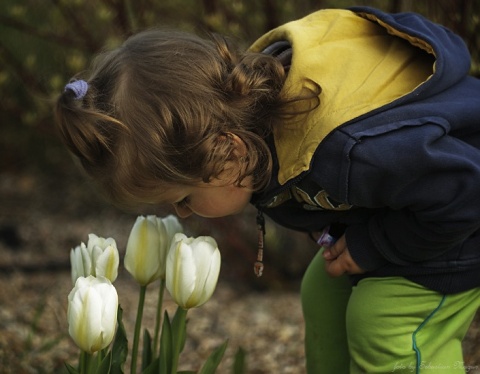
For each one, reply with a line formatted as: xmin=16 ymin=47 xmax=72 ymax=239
xmin=163 ymin=215 xmax=183 ymax=248
xmin=96 ymin=279 xmax=119 ymax=348
xmin=155 ymin=220 xmax=169 ymax=279
xmin=103 ymin=237 xmax=117 ymax=249
xmin=80 ymin=243 xmax=92 ymax=274
xmin=166 ymin=240 xmax=196 ymax=308
xmin=86 ymin=233 xmax=100 ymax=254
xmin=70 ymin=243 xmax=92 ymax=284
xmin=95 ymin=245 xmax=119 ymax=282
xmin=187 ymin=240 xmax=214 ymax=306
xmin=188 ymin=239 xmax=220 ymax=307
xmin=70 ymin=248 xmax=79 ymax=285
xmin=200 ymin=247 xmax=221 ymax=304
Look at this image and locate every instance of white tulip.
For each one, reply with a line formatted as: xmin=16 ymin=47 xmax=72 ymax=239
xmin=70 ymin=234 xmax=119 ymax=284
xmin=124 ymin=215 xmax=183 ymax=285
xmin=67 ymin=276 xmax=118 ymax=354
xmin=166 ymin=233 xmax=221 ymax=309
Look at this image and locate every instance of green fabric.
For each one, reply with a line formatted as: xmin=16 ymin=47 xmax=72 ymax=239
xmin=301 ymin=250 xmax=480 ymax=373
xmin=301 ymin=248 xmax=351 ymax=373
xmin=347 ymin=277 xmax=480 ymax=373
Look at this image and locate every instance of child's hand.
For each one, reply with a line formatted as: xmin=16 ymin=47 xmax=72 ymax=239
xmin=322 ymin=234 xmax=365 ymax=277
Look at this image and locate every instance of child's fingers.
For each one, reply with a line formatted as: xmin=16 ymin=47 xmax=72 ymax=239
xmin=323 ymin=247 xmax=339 ymax=260
xmin=325 ymin=249 xmax=366 ymax=277
xmin=324 ymin=255 xmax=346 ymax=277
xmin=322 ymin=238 xmax=345 ymax=260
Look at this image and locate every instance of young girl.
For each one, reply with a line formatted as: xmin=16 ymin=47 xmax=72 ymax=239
xmin=56 ymin=6 xmax=480 ymax=373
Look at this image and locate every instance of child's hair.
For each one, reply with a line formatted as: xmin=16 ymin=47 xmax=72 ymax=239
xmin=55 ymin=29 xmax=319 ymax=210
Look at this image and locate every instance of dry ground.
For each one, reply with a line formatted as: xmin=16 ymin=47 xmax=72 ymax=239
xmin=0 ymin=171 xmax=478 ymax=373
xmin=0 ymin=271 xmax=306 ymax=374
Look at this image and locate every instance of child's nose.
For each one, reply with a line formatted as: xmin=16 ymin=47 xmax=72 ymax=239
xmin=173 ymin=204 xmax=193 ymax=218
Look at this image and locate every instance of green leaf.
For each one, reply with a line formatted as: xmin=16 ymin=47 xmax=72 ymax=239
xmin=111 ymin=306 xmax=128 ymax=374
xmin=64 ymin=363 xmax=80 ymax=374
xmin=198 ymin=340 xmax=228 ymax=374
xmin=158 ymin=310 xmax=173 ymax=374
xmin=141 ymin=329 xmax=153 ymax=371
xmin=94 ymin=351 xmax=112 ymax=374
xmin=141 ymin=357 xmax=159 ymax=374
xmin=232 ymin=347 xmax=247 ymax=374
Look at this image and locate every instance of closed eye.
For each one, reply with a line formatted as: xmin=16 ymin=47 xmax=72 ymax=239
xmin=175 ymin=196 xmax=190 ymax=208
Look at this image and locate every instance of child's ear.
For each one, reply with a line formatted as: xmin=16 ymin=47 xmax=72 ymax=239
xmin=227 ymin=133 xmax=248 ymax=159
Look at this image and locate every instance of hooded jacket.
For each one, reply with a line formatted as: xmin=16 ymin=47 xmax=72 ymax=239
xmin=249 ymin=6 xmax=480 ymax=294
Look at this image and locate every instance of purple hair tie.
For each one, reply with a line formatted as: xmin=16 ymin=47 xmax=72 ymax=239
xmin=64 ymin=79 xmax=88 ymax=100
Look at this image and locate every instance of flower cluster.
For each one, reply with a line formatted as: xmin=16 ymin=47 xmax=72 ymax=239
xmin=66 ymin=215 xmax=225 ymax=374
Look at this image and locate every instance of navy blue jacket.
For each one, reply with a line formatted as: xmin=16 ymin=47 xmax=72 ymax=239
xmin=250 ymin=6 xmax=480 ymax=294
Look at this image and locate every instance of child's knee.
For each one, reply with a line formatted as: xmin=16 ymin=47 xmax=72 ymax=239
xmin=346 ymin=294 xmax=415 ymax=373
xmin=345 ymin=278 xmax=478 ymax=373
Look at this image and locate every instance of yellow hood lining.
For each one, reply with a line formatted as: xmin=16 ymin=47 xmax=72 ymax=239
xmin=356 ymin=12 xmax=435 ymax=56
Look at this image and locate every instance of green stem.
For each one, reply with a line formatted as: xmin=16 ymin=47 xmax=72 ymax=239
xmin=131 ymin=285 xmax=147 ymax=374
xmin=98 ymin=347 xmax=106 ymax=365
xmin=80 ymin=351 xmax=92 ymax=374
xmin=153 ymin=279 xmax=166 ymax=356
xmin=170 ymin=307 xmax=188 ymax=374
xmin=97 ymin=350 xmax=102 ymax=369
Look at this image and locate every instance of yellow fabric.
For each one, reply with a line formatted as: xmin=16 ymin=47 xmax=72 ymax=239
xmin=249 ymin=9 xmax=435 ymax=185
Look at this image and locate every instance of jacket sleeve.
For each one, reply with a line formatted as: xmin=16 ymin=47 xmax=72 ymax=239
xmin=344 ymin=118 xmax=480 ymax=271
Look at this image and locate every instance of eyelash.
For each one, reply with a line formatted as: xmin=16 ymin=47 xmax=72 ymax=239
xmin=176 ymin=197 xmax=190 ymax=208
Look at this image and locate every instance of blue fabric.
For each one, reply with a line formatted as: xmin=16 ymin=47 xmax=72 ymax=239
xmin=252 ymin=7 xmax=480 ymax=294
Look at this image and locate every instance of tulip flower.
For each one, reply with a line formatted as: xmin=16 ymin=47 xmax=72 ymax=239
xmin=70 ymin=234 xmax=119 ymax=284
xmin=124 ymin=215 xmax=182 ymax=373
xmin=124 ymin=215 xmax=182 ymax=285
xmin=67 ymin=276 xmax=118 ymax=354
xmin=166 ymin=233 xmax=221 ymax=309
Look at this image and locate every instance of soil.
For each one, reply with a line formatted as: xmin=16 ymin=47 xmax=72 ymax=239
xmin=0 ymin=170 xmax=478 ymax=373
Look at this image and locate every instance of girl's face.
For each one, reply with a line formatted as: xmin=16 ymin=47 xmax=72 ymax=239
xmin=169 ymin=177 xmax=253 ymax=218
xmin=168 ymin=134 xmax=253 ymax=219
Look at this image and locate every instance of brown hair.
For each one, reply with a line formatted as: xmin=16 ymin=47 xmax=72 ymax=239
xmin=55 ymin=29 xmax=319 ymax=210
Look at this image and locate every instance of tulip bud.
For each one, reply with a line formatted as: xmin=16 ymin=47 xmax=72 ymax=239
xmin=124 ymin=215 xmax=183 ymax=285
xmin=70 ymin=234 xmax=119 ymax=284
xmin=67 ymin=276 xmax=118 ymax=354
xmin=166 ymin=233 xmax=221 ymax=309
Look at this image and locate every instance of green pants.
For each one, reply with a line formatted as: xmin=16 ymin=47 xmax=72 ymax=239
xmin=301 ymin=249 xmax=480 ymax=373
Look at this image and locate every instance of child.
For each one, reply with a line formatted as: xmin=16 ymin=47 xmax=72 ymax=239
xmin=56 ymin=6 xmax=480 ymax=373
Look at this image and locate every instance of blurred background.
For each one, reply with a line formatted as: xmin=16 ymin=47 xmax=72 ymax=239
xmin=0 ymin=0 xmax=479 ymax=373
